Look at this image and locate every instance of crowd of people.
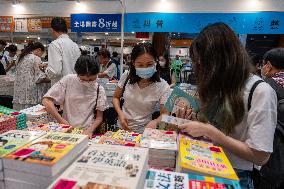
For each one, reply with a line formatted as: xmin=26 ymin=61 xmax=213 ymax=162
xmin=0 ymin=18 xmax=283 ymax=189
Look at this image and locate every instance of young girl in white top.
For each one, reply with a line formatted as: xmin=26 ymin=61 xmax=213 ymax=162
xmin=43 ymin=55 xmax=108 ymax=137
xmin=177 ymin=23 xmax=277 ymax=188
xmin=113 ymin=43 xmax=170 ymax=134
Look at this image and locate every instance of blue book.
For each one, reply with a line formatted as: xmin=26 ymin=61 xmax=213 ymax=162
xmin=165 ymin=87 xmax=200 ymax=113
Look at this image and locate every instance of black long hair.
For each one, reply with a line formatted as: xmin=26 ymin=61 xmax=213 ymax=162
xmin=190 ymin=22 xmax=251 ymax=134
xmin=129 ymin=43 xmax=160 ymax=84
xmin=18 ymin=42 xmax=44 ymax=62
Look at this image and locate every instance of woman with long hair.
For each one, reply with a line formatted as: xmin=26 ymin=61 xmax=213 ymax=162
xmin=13 ymin=42 xmax=50 ymax=110
xmin=178 ymin=23 xmax=277 ymax=188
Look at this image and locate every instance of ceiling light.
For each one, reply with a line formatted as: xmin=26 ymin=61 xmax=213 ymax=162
xmin=105 ymin=32 xmax=109 ymax=35
xmin=24 ymin=40 xmax=26 ymax=42
xmin=116 ymin=38 xmax=119 ymax=40
xmin=93 ymin=38 xmax=96 ymax=41
xmin=27 ymin=36 xmax=30 ymax=39
xmin=131 ymin=31 xmax=135 ymax=34
xmin=37 ymin=37 xmax=40 ymax=40
xmin=139 ymin=39 xmax=142 ymax=41
xmin=87 ymin=37 xmax=90 ymax=40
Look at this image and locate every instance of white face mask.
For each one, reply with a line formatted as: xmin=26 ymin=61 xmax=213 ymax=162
xmin=159 ymin=61 xmax=166 ymax=67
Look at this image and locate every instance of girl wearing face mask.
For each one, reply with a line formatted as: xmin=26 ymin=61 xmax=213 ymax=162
xmin=112 ymin=43 xmax=170 ymax=134
xmin=13 ymin=42 xmax=50 ymax=110
xmin=43 ymin=55 xmax=108 ymax=137
xmin=158 ymin=54 xmax=171 ymax=85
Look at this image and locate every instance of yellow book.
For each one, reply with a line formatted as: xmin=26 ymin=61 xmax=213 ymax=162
xmin=179 ymin=137 xmax=239 ymax=181
xmin=3 ymin=132 xmax=88 ymax=177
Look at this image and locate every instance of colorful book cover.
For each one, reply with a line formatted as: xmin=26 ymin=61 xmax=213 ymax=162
xmin=165 ymin=87 xmax=200 ymax=113
xmin=5 ymin=132 xmax=87 ymax=166
xmin=49 ymin=144 xmax=149 ymax=189
xmin=141 ymin=128 xmax=177 ymax=150
xmin=144 ymin=169 xmax=189 ymax=189
xmin=112 ymin=130 xmax=142 ymax=144
xmin=27 ymin=122 xmax=72 ymax=133
xmin=179 ymin=137 xmax=239 ymax=181
xmin=0 ymin=130 xmax=45 ymax=157
xmin=188 ymin=174 xmax=241 ymax=189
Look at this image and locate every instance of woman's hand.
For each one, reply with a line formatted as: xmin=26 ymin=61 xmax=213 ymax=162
xmin=176 ymin=106 xmax=193 ymax=120
xmin=83 ymin=127 xmax=94 ymax=139
xmin=118 ymin=112 xmax=130 ymax=131
xmin=58 ymin=118 xmax=70 ymax=125
xmin=146 ymin=119 xmax=158 ymax=129
xmin=178 ymin=121 xmax=222 ymax=142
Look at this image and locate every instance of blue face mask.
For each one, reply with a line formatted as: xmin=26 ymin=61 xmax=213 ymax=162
xmin=135 ymin=65 xmax=157 ymax=79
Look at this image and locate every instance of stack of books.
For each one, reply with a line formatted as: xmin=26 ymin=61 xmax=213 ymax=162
xmin=177 ymin=137 xmax=239 ymax=181
xmin=49 ymin=144 xmax=149 ymax=189
xmin=20 ymin=104 xmax=55 ymax=123
xmin=0 ymin=130 xmax=45 ymax=188
xmin=144 ymin=168 xmax=189 ymax=189
xmin=26 ymin=122 xmax=72 ymax=133
xmin=0 ymin=113 xmax=16 ymax=134
xmin=144 ymin=168 xmax=241 ymax=189
xmin=0 ymin=106 xmax=27 ymax=130
xmin=141 ymin=128 xmax=178 ymax=171
xmin=3 ymin=132 xmax=88 ymax=189
xmin=98 ymin=130 xmax=142 ymax=147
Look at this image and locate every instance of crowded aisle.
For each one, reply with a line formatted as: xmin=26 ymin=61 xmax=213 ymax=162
xmin=0 ymin=0 xmax=284 ymax=189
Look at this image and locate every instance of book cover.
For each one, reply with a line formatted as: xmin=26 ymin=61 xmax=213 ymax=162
xmin=27 ymin=122 xmax=72 ymax=133
xmin=4 ymin=132 xmax=88 ymax=166
xmin=141 ymin=128 xmax=177 ymax=150
xmin=0 ymin=130 xmax=45 ymax=157
xmin=165 ymin=87 xmax=200 ymax=113
xmin=188 ymin=174 xmax=241 ymax=189
xmin=98 ymin=130 xmax=141 ymax=147
xmin=112 ymin=130 xmax=142 ymax=144
xmin=144 ymin=169 xmax=189 ymax=189
xmin=179 ymin=137 xmax=239 ymax=181
xmin=49 ymin=144 xmax=149 ymax=189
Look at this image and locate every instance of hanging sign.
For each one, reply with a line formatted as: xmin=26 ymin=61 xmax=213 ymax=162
xmin=125 ymin=12 xmax=284 ymax=34
xmin=27 ymin=18 xmax=42 ymax=32
xmin=14 ymin=18 xmax=28 ymax=32
xmin=71 ymin=14 xmax=121 ymax=32
xmin=0 ymin=16 xmax=14 ymax=32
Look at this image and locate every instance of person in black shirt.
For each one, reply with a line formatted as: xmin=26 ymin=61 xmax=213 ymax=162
xmin=158 ymin=53 xmax=171 ymax=85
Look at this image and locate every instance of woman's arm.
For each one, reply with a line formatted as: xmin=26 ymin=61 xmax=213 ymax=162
xmin=83 ymin=110 xmax=103 ymax=138
xmin=42 ymin=97 xmax=69 ymax=125
xmin=146 ymin=104 xmax=170 ymax=129
xmin=178 ymin=121 xmax=271 ymax=166
xmin=112 ymin=87 xmax=129 ymax=130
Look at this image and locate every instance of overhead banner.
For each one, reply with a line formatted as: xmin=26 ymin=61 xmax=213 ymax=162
xmin=14 ymin=18 xmax=28 ymax=32
xmin=0 ymin=16 xmax=14 ymax=32
xmin=124 ymin=12 xmax=284 ymax=34
xmin=71 ymin=14 xmax=121 ymax=32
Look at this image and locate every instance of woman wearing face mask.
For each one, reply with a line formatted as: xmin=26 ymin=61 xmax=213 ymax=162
xmin=158 ymin=54 xmax=171 ymax=85
xmin=13 ymin=42 xmax=50 ymax=110
xmin=112 ymin=43 xmax=170 ymax=134
xmin=42 ymin=55 xmax=108 ymax=137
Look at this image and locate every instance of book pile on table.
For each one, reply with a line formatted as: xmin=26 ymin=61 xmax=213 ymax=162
xmin=98 ymin=130 xmax=142 ymax=147
xmin=177 ymin=136 xmax=239 ymax=181
xmin=67 ymin=127 xmax=84 ymax=135
xmin=26 ymin=122 xmax=72 ymax=133
xmin=0 ymin=114 xmax=16 ymax=134
xmin=3 ymin=132 xmax=88 ymax=189
xmin=0 ymin=130 xmax=45 ymax=189
xmin=20 ymin=104 xmax=55 ymax=123
xmin=0 ymin=106 xmax=27 ymax=130
xmin=141 ymin=128 xmax=178 ymax=171
xmin=144 ymin=168 xmax=241 ymax=189
xmin=49 ymin=144 xmax=149 ymax=189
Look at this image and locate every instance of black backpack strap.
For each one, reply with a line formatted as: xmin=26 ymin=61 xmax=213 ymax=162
xmin=93 ymin=85 xmax=100 ymax=118
xmin=248 ymin=80 xmax=264 ymax=111
xmin=120 ymin=75 xmax=129 ymax=108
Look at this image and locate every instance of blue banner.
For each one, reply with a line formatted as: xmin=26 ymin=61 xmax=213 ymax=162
xmin=124 ymin=12 xmax=284 ymax=34
xmin=71 ymin=14 xmax=121 ymax=32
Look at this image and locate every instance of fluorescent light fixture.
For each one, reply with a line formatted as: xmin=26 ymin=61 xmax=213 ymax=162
xmin=27 ymin=36 xmax=30 ymax=39
xmin=105 ymin=32 xmax=109 ymax=35
xmin=131 ymin=31 xmax=135 ymax=34
xmin=37 ymin=37 xmax=40 ymax=40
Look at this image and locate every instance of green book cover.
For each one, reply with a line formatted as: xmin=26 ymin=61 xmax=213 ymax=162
xmin=0 ymin=130 xmax=45 ymax=157
xmin=165 ymin=87 xmax=200 ymax=113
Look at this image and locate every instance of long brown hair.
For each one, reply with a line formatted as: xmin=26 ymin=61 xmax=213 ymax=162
xmin=190 ymin=22 xmax=251 ymax=134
